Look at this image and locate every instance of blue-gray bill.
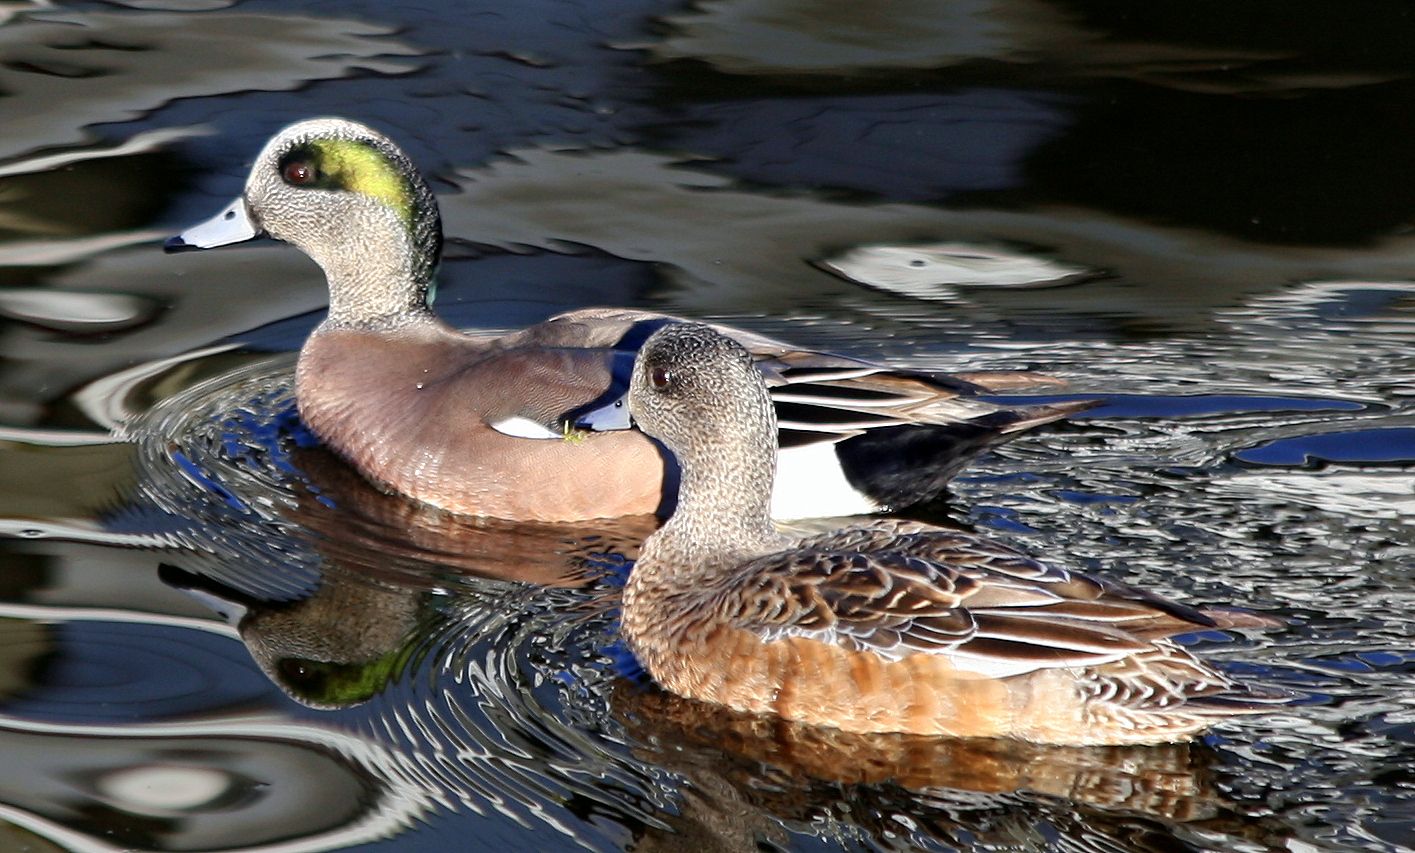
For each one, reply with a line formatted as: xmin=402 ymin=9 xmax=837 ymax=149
xmin=575 ymin=394 xmax=632 ymax=432
xmin=164 ymin=197 xmax=262 ymax=253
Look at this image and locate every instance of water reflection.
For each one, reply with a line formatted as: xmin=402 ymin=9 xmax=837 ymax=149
xmin=617 ymin=687 xmax=1303 ymax=851
xmin=435 ymin=149 xmax=1415 ymax=339
xmin=162 ymin=560 xmax=428 ymax=710
xmin=2 ymin=0 xmax=1414 ymax=849
xmin=0 ymin=722 xmax=394 ymax=851
xmin=0 ymin=8 xmax=417 ymax=165
xmin=151 ymin=530 xmax=1289 ymax=852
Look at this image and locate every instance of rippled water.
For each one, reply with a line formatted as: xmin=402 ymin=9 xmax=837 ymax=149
xmin=2 ymin=2 xmax=1413 ymax=851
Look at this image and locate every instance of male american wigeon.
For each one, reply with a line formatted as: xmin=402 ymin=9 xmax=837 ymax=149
xmin=167 ymin=118 xmax=1088 ymax=522
xmin=580 ymin=323 xmax=1287 ymax=745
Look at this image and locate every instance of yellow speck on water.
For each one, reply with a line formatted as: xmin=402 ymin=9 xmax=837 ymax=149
xmin=313 ymin=139 xmax=413 ymax=227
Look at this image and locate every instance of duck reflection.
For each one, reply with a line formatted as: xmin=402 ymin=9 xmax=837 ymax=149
xmin=613 ymin=683 xmax=1291 ymax=851
xmin=162 ymin=532 xmax=1286 ymax=853
xmin=280 ymin=442 xmax=656 ymax=585
xmin=161 ymin=561 xmax=432 ymax=710
xmin=158 ymin=559 xmax=638 ymax=716
xmin=161 ymin=442 xmax=654 ymax=709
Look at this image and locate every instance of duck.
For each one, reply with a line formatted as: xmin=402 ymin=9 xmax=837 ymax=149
xmin=578 ymin=322 xmax=1287 ymax=745
xmin=166 ymin=117 xmax=1090 ymax=522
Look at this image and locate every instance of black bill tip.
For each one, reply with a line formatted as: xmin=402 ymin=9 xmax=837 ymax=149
xmin=163 ymin=234 xmax=197 ymax=254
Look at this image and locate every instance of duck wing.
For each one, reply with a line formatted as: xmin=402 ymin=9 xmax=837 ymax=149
xmin=798 ymin=523 xmax=1258 ymax=639
xmin=427 ymin=340 xmax=634 ymax=439
xmin=723 ymin=547 xmax=1167 ymax=679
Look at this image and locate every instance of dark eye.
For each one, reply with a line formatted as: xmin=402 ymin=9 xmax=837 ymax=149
xmin=649 ymin=366 xmax=672 ymax=390
xmin=278 ymin=658 xmax=318 ymax=686
xmin=283 ymin=160 xmax=315 ymax=186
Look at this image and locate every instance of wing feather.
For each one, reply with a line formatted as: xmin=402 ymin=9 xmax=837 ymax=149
xmin=718 ymin=521 xmax=1233 ymax=680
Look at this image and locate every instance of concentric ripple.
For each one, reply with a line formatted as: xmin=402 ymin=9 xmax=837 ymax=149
xmin=0 ymin=617 xmax=271 ymax=722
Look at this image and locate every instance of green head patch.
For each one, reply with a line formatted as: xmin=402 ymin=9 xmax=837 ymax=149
xmin=279 ymin=138 xmax=415 ymax=228
xmin=274 ymin=643 xmax=415 ymax=707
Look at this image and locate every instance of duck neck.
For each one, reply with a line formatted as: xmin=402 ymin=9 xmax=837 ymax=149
xmin=310 ymin=200 xmax=443 ymax=330
xmin=318 ymin=246 xmax=437 ymax=330
xmin=635 ymin=410 xmax=788 ymax=585
xmin=322 ymin=258 xmax=435 ymax=328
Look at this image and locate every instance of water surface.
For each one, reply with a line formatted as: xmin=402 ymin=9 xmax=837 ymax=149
xmin=1 ymin=1 xmax=1412 ymax=851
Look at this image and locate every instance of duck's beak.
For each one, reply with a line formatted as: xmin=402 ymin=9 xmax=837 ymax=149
xmin=574 ymin=392 xmax=632 ymax=432
xmin=156 ymin=564 xmax=250 ymax=627
xmin=164 ymin=197 xmax=263 ymax=253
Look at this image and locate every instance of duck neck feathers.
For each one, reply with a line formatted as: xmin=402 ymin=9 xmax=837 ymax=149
xmin=632 ymin=391 xmax=791 ymax=589
xmin=314 ymin=228 xmax=440 ymax=331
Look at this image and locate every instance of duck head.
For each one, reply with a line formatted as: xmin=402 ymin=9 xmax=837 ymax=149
xmin=584 ymin=323 xmax=781 ymax=546
xmin=166 ymin=117 xmax=443 ymax=327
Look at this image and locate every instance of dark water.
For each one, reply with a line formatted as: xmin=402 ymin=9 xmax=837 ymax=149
xmin=2 ymin=1 xmax=1413 ymax=850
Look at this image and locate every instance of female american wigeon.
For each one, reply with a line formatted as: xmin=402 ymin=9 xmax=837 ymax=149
xmin=166 ymin=118 xmax=1088 ymax=522
xmin=580 ymin=323 xmax=1286 ymax=745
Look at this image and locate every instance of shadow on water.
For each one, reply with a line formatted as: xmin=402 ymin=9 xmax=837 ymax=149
xmin=1 ymin=0 xmax=1413 ymax=850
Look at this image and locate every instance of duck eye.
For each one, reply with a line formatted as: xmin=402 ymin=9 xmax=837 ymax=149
xmin=282 ymin=160 xmax=316 ymax=186
xmin=649 ymin=366 xmax=672 ymax=390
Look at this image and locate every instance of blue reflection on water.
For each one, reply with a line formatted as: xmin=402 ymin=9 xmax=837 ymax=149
xmin=10 ymin=623 xmax=274 ymax=722
xmin=1236 ymin=427 xmax=1415 ymax=466
xmin=1003 ymin=393 xmax=1367 ymax=420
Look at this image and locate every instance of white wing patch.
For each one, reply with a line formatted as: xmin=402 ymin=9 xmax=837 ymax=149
xmin=489 ymin=416 xmax=561 ymax=440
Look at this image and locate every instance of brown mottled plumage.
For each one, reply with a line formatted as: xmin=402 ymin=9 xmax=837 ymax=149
xmin=167 ymin=118 xmax=1090 ymax=522
xmin=585 ymin=323 xmax=1286 ymax=745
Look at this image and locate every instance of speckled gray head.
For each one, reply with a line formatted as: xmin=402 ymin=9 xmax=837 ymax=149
xmin=166 ymin=118 xmax=443 ymax=326
xmin=615 ymin=322 xmax=777 ymax=459
xmin=587 ymin=322 xmax=785 ymax=547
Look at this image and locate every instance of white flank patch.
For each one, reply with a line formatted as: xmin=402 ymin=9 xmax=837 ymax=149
xmin=948 ymin=649 xmax=1128 ymax=680
xmin=770 ymin=441 xmax=879 ymax=519
xmin=946 ymin=654 xmax=1040 ymax=680
xmin=489 ymin=416 xmax=561 ymax=440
